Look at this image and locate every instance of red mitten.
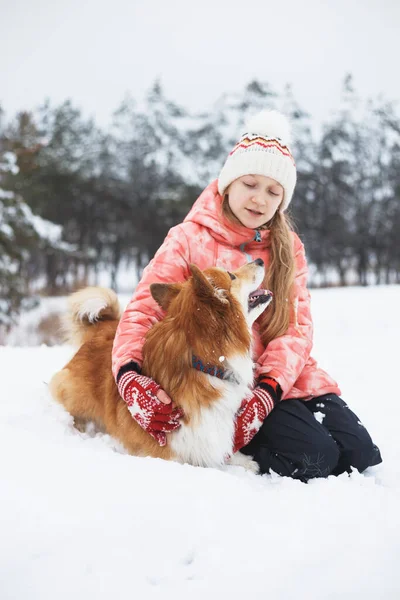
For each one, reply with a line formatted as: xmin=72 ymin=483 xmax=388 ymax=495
xmin=233 ymin=377 xmax=282 ymax=453
xmin=117 ymin=368 xmax=183 ymax=446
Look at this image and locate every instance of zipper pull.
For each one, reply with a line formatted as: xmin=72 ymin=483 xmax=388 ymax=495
xmin=254 ymin=230 xmax=261 ymax=242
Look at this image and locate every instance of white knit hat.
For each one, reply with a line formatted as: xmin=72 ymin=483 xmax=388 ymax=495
xmin=217 ymin=110 xmax=297 ymax=211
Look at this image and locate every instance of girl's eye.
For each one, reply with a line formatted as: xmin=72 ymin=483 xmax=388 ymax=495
xmin=243 ymin=182 xmax=255 ymax=188
xmin=228 ymin=272 xmax=236 ymax=280
xmin=269 ymin=190 xmax=280 ymax=197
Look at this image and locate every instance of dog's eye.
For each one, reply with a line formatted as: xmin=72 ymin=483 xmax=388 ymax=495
xmin=228 ymin=272 xmax=236 ymax=281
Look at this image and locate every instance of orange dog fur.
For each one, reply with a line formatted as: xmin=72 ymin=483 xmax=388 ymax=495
xmin=49 ymin=261 xmax=272 ymax=470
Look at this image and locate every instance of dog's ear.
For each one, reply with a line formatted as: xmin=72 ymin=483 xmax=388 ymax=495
xmin=150 ymin=283 xmax=181 ymax=311
xmin=189 ymin=264 xmax=215 ymax=299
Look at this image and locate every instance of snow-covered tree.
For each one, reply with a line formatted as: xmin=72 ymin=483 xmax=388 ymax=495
xmin=0 ymin=144 xmax=74 ymax=329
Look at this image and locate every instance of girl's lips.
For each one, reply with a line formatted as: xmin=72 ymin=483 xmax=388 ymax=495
xmin=246 ymin=208 xmax=263 ymax=216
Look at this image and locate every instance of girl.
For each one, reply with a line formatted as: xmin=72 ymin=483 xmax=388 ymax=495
xmin=112 ymin=110 xmax=382 ymax=481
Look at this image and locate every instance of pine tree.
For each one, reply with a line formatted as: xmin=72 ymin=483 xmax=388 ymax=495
xmin=0 ymin=126 xmax=75 ymax=329
xmin=0 ymin=146 xmax=40 ymax=326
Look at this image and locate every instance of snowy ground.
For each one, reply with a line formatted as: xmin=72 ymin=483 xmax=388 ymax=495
xmin=1 ymin=285 xmax=400 ymax=600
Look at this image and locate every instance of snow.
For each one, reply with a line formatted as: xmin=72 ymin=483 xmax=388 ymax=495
xmin=20 ymin=202 xmax=76 ymax=252
xmin=1 ymin=285 xmax=400 ymax=599
xmin=313 ymin=410 xmax=325 ymax=424
xmin=0 ymin=151 xmax=19 ymax=175
xmin=0 ymin=189 xmax=15 ymax=200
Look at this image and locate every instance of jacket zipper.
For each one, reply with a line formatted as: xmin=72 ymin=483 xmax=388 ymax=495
xmin=240 ymin=230 xmax=262 ymax=262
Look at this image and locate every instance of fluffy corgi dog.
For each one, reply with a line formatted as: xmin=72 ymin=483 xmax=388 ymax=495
xmin=49 ymin=259 xmax=272 ymax=471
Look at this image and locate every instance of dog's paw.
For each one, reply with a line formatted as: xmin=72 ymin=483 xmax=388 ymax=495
xmin=226 ymin=451 xmax=260 ymax=474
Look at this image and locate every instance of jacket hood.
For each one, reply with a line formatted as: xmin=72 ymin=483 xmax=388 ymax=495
xmin=183 ymin=180 xmax=271 ymax=249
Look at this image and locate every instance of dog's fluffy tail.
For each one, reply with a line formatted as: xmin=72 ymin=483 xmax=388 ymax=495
xmin=63 ymin=286 xmax=121 ymax=346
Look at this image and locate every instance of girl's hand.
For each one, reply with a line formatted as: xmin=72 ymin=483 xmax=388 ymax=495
xmin=233 ymin=377 xmax=282 ymax=452
xmin=156 ymin=388 xmax=172 ymax=404
xmin=117 ymin=371 xmax=184 ymax=446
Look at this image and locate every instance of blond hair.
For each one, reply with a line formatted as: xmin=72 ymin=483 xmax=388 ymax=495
xmin=221 ymin=196 xmax=296 ymax=346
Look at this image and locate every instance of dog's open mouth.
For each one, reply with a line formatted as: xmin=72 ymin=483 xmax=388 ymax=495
xmin=248 ymin=289 xmax=273 ymax=309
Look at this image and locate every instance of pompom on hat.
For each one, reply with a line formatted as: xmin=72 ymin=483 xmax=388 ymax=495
xmin=217 ymin=110 xmax=297 ymax=211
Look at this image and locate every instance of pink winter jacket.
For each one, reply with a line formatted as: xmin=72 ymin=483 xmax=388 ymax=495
xmin=112 ymin=180 xmax=341 ymax=400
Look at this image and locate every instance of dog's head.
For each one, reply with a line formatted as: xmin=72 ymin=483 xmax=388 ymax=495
xmin=150 ymin=259 xmax=272 ymax=332
xmin=223 ymin=258 xmax=273 ymax=325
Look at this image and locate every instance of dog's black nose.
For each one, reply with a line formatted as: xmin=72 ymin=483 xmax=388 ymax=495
xmin=254 ymin=258 xmax=264 ymax=267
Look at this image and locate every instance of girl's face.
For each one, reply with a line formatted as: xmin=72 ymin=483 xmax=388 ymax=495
xmin=227 ymin=174 xmax=284 ymax=229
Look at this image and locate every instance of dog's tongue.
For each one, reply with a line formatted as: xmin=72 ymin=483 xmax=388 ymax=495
xmin=248 ymin=289 xmax=273 ymax=309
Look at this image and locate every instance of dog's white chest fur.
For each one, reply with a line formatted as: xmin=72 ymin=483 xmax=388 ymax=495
xmin=169 ymin=353 xmax=253 ymax=467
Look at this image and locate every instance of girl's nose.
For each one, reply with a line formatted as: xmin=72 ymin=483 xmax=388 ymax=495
xmin=251 ymin=193 xmax=264 ymax=206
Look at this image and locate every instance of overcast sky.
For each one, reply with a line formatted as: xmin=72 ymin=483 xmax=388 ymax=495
xmin=1 ymin=0 xmax=399 ymax=128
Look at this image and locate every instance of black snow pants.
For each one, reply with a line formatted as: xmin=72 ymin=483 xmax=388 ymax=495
xmin=241 ymin=394 xmax=382 ymax=482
